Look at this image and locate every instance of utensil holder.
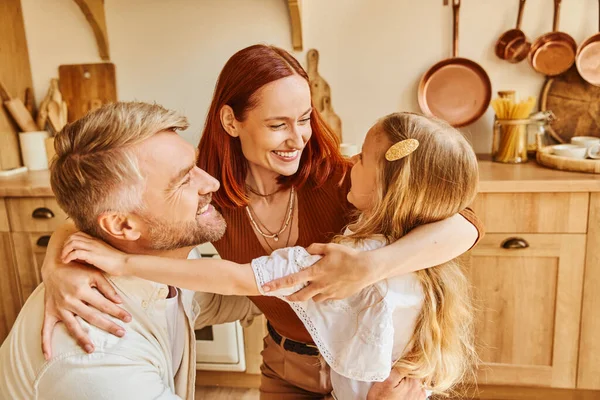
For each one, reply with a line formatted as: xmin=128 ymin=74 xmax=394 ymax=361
xmin=19 ymin=131 xmax=50 ymax=171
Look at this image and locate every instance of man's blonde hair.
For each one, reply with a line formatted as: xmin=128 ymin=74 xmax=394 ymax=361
xmin=50 ymin=102 xmax=189 ymax=238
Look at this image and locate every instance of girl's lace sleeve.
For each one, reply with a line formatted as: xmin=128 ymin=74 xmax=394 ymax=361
xmin=251 ymin=246 xmax=321 ymax=297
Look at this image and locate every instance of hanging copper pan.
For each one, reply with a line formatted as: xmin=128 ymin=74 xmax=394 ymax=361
xmin=528 ymin=0 xmax=577 ymax=76
xmin=576 ymin=0 xmax=600 ymax=86
xmin=495 ymin=0 xmax=531 ymax=63
xmin=418 ymin=0 xmax=491 ymax=127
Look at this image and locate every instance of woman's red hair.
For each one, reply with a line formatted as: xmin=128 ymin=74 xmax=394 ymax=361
xmin=197 ymin=44 xmax=346 ymax=208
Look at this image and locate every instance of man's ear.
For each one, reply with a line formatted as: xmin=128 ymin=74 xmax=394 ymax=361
xmin=97 ymin=213 xmax=142 ymax=242
xmin=220 ymin=105 xmax=239 ymax=138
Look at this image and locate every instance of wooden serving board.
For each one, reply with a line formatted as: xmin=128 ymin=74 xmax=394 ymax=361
xmin=58 ymin=63 xmax=117 ymax=122
xmin=540 ymin=66 xmax=600 ymax=144
xmin=0 ymin=0 xmax=33 ymax=170
xmin=536 ymin=146 xmax=600 ymax=174
xmin=306 ymin=49 xmax=342 ymax=142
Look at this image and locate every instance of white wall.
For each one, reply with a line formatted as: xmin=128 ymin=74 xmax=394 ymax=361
xmin=21 ymin=0 xmax=598 ymax=153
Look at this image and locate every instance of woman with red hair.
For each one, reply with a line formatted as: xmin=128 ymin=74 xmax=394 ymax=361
xmin=196 ymin=44 xmax=482 ymax=398
xmin=39 ymin=45 xmax=482 ymax=399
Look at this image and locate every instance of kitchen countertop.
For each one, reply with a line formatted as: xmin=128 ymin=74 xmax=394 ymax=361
xmin=0 ymin=169 xmax=55 ymax=197
xmin=2 ymin=155 xmax=600 ymax=197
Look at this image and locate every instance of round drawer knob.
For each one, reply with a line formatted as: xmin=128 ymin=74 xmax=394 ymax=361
xmin=501 ymin=237 xmax=529 ymax=249
xmin=32 ymin=207 xmax=55 ymax=219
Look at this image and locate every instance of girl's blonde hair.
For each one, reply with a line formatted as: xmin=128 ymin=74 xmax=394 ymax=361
xmin=342 ymin=112 xmax=479 ymax=394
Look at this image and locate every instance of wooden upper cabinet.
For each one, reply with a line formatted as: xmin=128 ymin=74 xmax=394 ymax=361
xmin=466 ymin=233 xmax=586 ymax=388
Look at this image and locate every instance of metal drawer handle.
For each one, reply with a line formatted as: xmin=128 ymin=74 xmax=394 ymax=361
xmin=36 ymin=235 xmax=51 ymax=247
xmin=501 ymin=237 xmax=529 ymax=249
xmin=32 ymin=207 xmax=55 ymax=219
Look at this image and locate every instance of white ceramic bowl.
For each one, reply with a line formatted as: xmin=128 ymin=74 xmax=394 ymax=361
xmin=552 ymin=144 xmax=588 ymax=159
xmin=571 ymin=136 xmax=600 ymax=148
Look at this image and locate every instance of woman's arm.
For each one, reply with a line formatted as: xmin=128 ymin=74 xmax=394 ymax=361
xmin=62 ymin=232 xmax=260 ymax=296
xmin=263 ymin=213 xmax=479 ymax=301
xmin=40 ymin=222 xmax=131 ymax=359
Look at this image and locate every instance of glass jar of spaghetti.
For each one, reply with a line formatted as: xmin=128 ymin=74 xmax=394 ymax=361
xmin=492 ymin=111 xmax=554 ymax=164
xmin=492 ymin=118 xmax=529 ymax=163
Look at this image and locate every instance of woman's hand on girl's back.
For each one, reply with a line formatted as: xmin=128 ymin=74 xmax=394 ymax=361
xmin=41 ymin=229 xmax=131 ymax=360
xmin=262 ymin=242 xmax=377 ymax=302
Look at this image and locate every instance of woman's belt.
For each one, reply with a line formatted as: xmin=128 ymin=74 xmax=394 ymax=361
xmin=267 ymin=322 xmax=320 ymax=357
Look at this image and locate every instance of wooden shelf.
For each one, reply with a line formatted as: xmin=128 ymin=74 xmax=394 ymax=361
xmin=73 ymin=0 xmax=110 ymax=61
xmin=287 ymin=0 xmax=303 ymax=51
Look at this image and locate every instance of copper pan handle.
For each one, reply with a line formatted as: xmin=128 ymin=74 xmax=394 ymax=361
xmin=553 ymin=0 xmax=561 ymax=32
xmin=453 ymin=0 xmax=460 ymax=58
xmin=516 ymin=0 xmax=526 ymax=29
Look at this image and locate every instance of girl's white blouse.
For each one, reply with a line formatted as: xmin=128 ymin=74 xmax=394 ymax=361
xmin=251 ymin=230 xmax=425 ymax=399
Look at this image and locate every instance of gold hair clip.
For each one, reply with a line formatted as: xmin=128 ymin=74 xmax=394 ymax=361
xmin=385 ymin=139 xmax=419 ymax=161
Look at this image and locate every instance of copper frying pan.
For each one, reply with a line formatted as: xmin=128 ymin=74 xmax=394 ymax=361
xmin=576 ymin=0 xmax=600 ymax=86
xmin=418 ymin=0 xmax=491 ymax=127
xmin=495 ymin=0 xmax=531 ymax=63
xmin=528 ymin=0 xmax=577 ymax=76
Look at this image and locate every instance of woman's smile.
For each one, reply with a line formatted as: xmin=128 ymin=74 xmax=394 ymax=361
xmin=272 ymin=149 xmax=301 ymax=162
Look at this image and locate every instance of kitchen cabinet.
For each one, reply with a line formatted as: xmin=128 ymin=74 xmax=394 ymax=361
xmin=465 ymin=161 xmax=600 ymax=391
xmin=5 ymin=196 xmax=67 ymax=306
xmin=12 ymin=232 xmax=52 ymax=303
xmin=466 ymin=232 xmax=585 ymax=388
xmin=0 ymin=199 xmax=20 ymax=342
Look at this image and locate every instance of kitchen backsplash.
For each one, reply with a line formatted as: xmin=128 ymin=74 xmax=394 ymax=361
xmin=20 ymin=0 xmax=599 ymax=154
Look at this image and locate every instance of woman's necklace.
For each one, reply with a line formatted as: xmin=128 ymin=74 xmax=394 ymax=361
xmin=245 ymin=187 xmax=294 ymax=242
xmin=246 ymin=184 xmax=283 ymax=198
xmin=259 ymin=201 xmax=295 ymax=253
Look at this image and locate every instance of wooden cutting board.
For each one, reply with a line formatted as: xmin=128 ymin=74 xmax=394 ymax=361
xmin=58 ymin=63 xmax=117 ymax=122
xmin=306 ymin=49 xmax=342 ymax=142
xmin=540 ymin=66 xmax=600 ymax=144
xmin=0 ymin=0 xmax=33 ymax=170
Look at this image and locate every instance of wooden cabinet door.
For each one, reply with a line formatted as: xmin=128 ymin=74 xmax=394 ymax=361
xmin=466 ymin=233 xmax=586 ymax=388
xmin=12 ymin=232 xmax=51 ymax=304
xmin=0 ymin=233 xmax=21 ymax=344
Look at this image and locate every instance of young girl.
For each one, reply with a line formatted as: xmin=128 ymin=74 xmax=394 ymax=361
xmin=62 ymin=112 xmax=478 ymax=398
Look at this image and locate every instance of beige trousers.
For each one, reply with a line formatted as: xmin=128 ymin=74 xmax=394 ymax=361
xmin=259 ymin=335 xmax=334 ymax=399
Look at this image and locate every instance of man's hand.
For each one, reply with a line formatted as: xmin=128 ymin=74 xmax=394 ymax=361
xmin=262 ymin=243 xmax=377 ymax=302
xmin=367 ymin=369 xmax=426 ymax=400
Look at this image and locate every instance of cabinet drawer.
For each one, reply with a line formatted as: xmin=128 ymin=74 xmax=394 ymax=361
xmin=6 ymin=197 xmax=68 ymax=232
xmin=472 ymin=193 xmax=588 ymax=233
xmin=12 ymin=232 xmax=51 ymax=304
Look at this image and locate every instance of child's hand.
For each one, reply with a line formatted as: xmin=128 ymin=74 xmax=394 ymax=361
xmin=262 ymin=242 xmax=374 ymax=302
xmin=61 ymin=232 xmax=130 ymax=277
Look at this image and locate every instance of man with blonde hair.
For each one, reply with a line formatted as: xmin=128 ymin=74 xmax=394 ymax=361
xmin=0 ymin=102 xmax=261 ymax=399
